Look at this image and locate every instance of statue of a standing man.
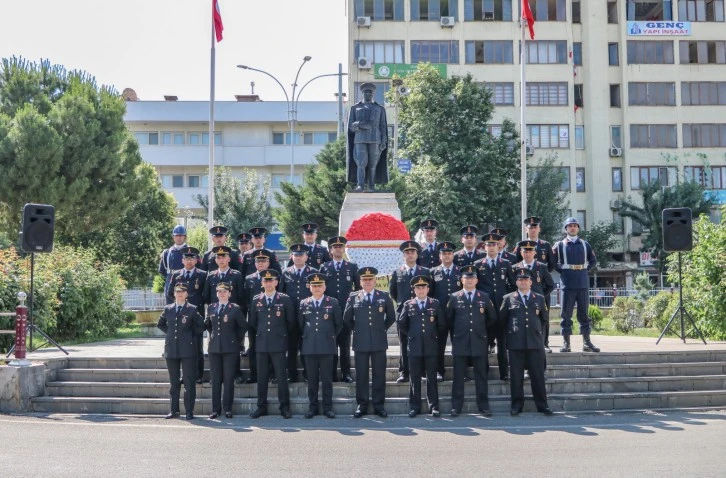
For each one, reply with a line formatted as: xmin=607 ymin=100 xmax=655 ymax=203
xmin=347 ymin=82 xmax=389 ymax=192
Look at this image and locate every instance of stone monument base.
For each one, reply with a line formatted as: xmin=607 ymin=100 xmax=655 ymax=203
xmin=338 ymin=192 xmax=401 ymax=236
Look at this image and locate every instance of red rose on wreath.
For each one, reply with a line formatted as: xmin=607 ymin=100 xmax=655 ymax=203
xmin=345 ymin=213 xmax=410 ymax=241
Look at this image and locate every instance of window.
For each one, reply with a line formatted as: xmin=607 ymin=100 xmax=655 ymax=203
xmin=576 ymin=168 xmax=586 ymax=192
xmin=630 ymin=124 xmax=677 ymax=148
xmin=465 ymin=41 xmax=514 ymax=64
xmin=574 ymin=84 xmax=584 ymax=107
xmin=627 ymin=41 xmax=675 ymax=64
xmin=524 ymin=0 xmax=567 ymax=21
xmin=679 ymin=41 xmax=726 ymax=64
xmin=526 ymin=82 xmax=568 ymax=105
xmin=160 ymin=175 xmax=184 ymax=188
xmin=303 ymin=132 xmax=338 ymax=145
xmin=411 ymin=40 xmax=460 ymax=63
xmin=354 ymin=0 xmax=405 ymax=20
xmin=572 ymin=0 xmax=581 ymax=22
xmin=609 ymin=43 xmax=620 ymax=65
xmin=525 ymin=40 xmax=568 ymax=64
xmin=464 ymin=0 xmax=513 ymax=21
xmin=611 ymin=126 xmax=623 ymax=148
xmin=527 ymin=125 xmax=570 ymax=148
xmin=573 ymin=43 xmax=583 ymax=66
xmin=482 ymin=82 xmax=515 ymax=105
xmin=682 ymin=124 xmax=726 ymax=147
xmin=681 ymin=82 xmax=726 ymax=105
xmin=188 ymin=132 xmax=222 ymax=146
xmin=353 ymin=81 xmax=391 ymax=104
xmin=134 ymin=132 xmax=158 ymax=145
xmin=613 ymin=211 xmax=625 ymax=234
xmin=411 ymin=0 xmax=458 ymax=20
xmin=271 ymin=174 xmax=303 ymax=187
xmin=486 ymin=124 xmax=503 ymax=138
xmin=608 ymin=0 xmax=619 ymax=22
xmin=354 ymin=41 xmax=405 ymax=64
xmin=612 ymin=167 xmax=623 ymax=192
xmin=162 ymin=132 xmax=185 ymax=145
xmin=560 ymin=167 xmax=571 ymax=191
xmin=677 ymin=0 xmax=725 ymax=21
xmin=610 ymin=85 xmax=622 ymax=107
xmin=630 ymin=166 xmax=677 ymax=188
xmin=576 ymin=210 xmax=587 ymax=230
xmin=188 ymin=175 xmax=200 ymax=188
xmin=628 ymin=82 xmax=676 ymax=105
xmin=627 ymin=0 xmax=673 ymax=21
xmin=685 ymin=166 xmax=726 ymax=189
xmin=575 ymin=126 xmax=585 ymax=149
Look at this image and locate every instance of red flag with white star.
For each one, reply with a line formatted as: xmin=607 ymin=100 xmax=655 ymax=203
xmin=522 ymin=0 xmax=535 ymax=40
xmin=213 ymin=0 xmax=224 ymax=42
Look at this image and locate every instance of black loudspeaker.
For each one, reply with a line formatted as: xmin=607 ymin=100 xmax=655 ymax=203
xmin=662 ymin=207 xmax=693 ymax=252
xmin=21 ymin=203 xmax=55 ymax=253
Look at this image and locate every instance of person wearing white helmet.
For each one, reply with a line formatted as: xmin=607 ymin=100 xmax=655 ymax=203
xmin=158 ymin=225 xmax=189 ymax=304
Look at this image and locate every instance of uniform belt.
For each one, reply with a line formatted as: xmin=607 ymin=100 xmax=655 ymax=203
xmin=561 ymin=264 xmax=586 ymax=270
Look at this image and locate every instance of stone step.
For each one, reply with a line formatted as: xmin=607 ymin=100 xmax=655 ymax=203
xmin=45 ymin=375 xmax=726 ymax=400
xmin=31 ymin=389 xmax=726 ymax=415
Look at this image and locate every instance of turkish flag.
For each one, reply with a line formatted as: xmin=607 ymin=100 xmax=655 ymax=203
xmin=522 ymin=0 xmax=535 ymax=40
xmin=213 ymin=0 xmax=224 ymax=42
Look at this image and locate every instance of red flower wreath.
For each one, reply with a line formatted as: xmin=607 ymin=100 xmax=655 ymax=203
xmin=345 ymin=213 xmax=410 ymax=241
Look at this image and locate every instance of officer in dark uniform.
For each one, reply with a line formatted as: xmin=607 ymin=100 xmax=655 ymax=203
xmin=205 ymin=282 xmax=247 ymax=419
xmin=280 ymin=243 xmax=318 ymax=382
xmin=499 ymin=268 xmax=553 ymax=416
xmin=513 ymin=216 xmax=556 ymax=271
xmin=298 ymin=273 xmax=343 ymax=419
xmin=389 ymin=240 xmax=432 ymax=383
xmin=241 ymin=227 xmax=282 ymax=277
xmin=236 ymin=232 xmax=253 ymax=269
xmin=157 ymin=283 xmax=204 ymax=420
xmin=301 ymin=222 xmax=332 ymax=268
xmin=319 ymin=236 xmax=359 ymax=383
xmin=474 ymin=233 xmax=515 ymax=380
xmin=398 ymin=275 xmax=445 ymax=417
xmin=453 ymin=225 xmax=484 ymax=267
xmin=158 ymin=224 xmax=188 ymax=304
xmin=241 ymin=249 xmax=271 ymax=384
xmin=344 ymin=267 xmax=396 ymax=418
xmin=248 ymin=270 xmax=295 ymax=419
xmin=430 ymin=241 xmax=461 ymax=381
xmin=167 ymin=246 xmax=207 ymax=383
xmin=417 ymin=219 xmax=441 ymax=269
xmin=445 ymin=265 xmax=497 ymax=417
xmin=490 ymin=228 xmax=517 ymax=263
xmin=202 ymin=246 xmax=245 ymax=308
xmin=200 ymin=226 xmax=242 ymax=272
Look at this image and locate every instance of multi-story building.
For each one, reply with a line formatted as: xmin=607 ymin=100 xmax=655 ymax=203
xmin=348 ymin=0 xmax=725 ymax=285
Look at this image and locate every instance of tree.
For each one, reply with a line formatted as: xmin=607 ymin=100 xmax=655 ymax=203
xmin=0 ymin=57 xmax=148 ymax=238
xmin=195 ymin=166 xmax=274 ymax=237
xmin=579 ymin=221 xmax=620 ymax=269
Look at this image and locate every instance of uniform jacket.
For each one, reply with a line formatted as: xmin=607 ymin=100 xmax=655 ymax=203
xmin=319 ymin=260 xmax=360 ymax=303
xmin=514 ymin=239 xmax=556 ymax=272
xmin=417 ymin=242 xmax=441 ymax=269
xmin=499 ymin=292 xmax=548 ymax=350
xmin=389 ymin=265 xmax=432 ymax=313
xmin=453 ymin=248 xmax=485 ymax=267
xmin=397 ymin=297 xmax=445 ymax=357
xmin=248 ymin=292 xmax=295 ymax=353
xmin=474 ymin=256 xmax=516 ymax=309
xmin=512 ymin=261 xmax=555 ymax=298
xmin=499 ymin=250 xmax=517 ymax=264
xmin=158 ymin=244 xmax=188 ymax=300
xmin=306 ymin=243 xmax=332 ymax=269
xmin=241 ymin=248 xmax=282 ymax=277
xmin=430 ymin=264 xmax=462 ymax=307
xmin=298 ymin=295 xmax=343 ymax=355
xmin=157 ymin=302 xmax=204 ymax=359
xmin=167 ymin=267 xmax=207 ymax=308
xmin=280 ymin=265 xmax=318 ymax=305
xmin=445 ymin=290 xmax=497 ymax=357
xmin=200 ymin=248 xmax=242 ymax=273
xmin=552 ymin=237 xmax=597 ymax=289
xmin=202 ymin=268 xmax=245 ymax=309
xmin=343 ymin=289 xmax=396 ymax=352
xmin=205 ymin=302 xmax=247 ymax=354
xmin=243 ymin=271 xmax=264 ymax=314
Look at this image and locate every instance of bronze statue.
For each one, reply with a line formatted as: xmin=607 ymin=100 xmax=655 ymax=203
xmin=347 ymin=82 xmax=389 ymax=192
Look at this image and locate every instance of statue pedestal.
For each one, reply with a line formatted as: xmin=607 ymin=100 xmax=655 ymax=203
xmin=339 ymin=192 xmax=401 ymax=235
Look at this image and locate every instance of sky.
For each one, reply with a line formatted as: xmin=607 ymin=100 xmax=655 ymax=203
xmin=0 ymin=0 xmax=349 ymax=102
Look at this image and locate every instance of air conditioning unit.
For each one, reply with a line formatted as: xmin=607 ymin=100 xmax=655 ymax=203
xmin=483 ymin=11 xmax=495 ymax=20
xmin=440 ymin=16 xmax=455 ymax=27
xmin=356 ymin=16 xmax=371 ymax=27
xmin=525 ymin=145 xmax=535 ymax=156
xmin=609 ymin=147 xmax=623 ymax=157
xmin=396 ymin=85 xmax=410 ymax=96
xmin=357 ymin=57 xmax=373 ymax=69
xmin=610 ymin=199 xmax=623 ymax=210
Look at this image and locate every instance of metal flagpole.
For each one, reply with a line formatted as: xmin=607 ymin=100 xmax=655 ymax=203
xmin=208 ymin=12 xmax=216 ymax=250
xmin=520 ymin=12 xmax=528 ymax=241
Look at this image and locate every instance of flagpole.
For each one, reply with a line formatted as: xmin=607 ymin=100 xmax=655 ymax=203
xmin=207 ymin=11 xmax=216 ymax=250
xmin=520 ymin=13 xmax=528 ymax=241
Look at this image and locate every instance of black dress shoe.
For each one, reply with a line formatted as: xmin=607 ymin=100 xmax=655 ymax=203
xmin=208 ymin=412 xmax=219 ymax=419
xmin=510 ymin=408 xmax=522 ymax=416
xmin=408 ymin=410 xmax=418 ymax=418
xmin=464 ymin=376 xmax=472 ymax=382
xmin=195 ymin=378 xmax=203 ymax=384
xmin=431 ymin=408 xmax=441 ymax=417
xmin=480 ymin=409 xmax=492 ymax=417
xmin=249 ymin=408 xmax=268 ymax=419
xmin=165 ymin=412 xmax=180 ymax=419
xmin=281 ymin=409 xmax=292 ymax=419
xmin=436 ymin=373 xmax=444 ymax=382
xmin=234 ymin=376 xmax=244 ymax=384
xmin=324 ymin=410 xmax=335 ymax=419
xmin=450 ymin=409 xmax=459 ymax=417
xmin=244 ymin=377 xmax=257 ymax=384
xmin=225 ymin=412 xmax=233 ymax=418
xmin=539 ymin=407 xmax=554 ymax=416
xmin=343 ymin=375 xmax=354 ymax=383
xmin=396 ymin=375 xmax=409 ymax=383
xmin=185 ymin=413 xmax=195 ymax=420
xmin=500 ymin=375 xmax=509 ymax=382
xmin=353 ymin=407 xmax=367 ymax=418
xmin=374 ymin=408 xmax=388 ymax=418
xmin=304 ymin=410 xmax=315 ymax=419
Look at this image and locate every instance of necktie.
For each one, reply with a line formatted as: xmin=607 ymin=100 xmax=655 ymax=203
xmin=523 ymin=295 xmax=528 ymax=305
xmin=445 ymin=269 xmax=450 ymax=277
xmin=184 ymin=271 xmax=190 ymax=280
xmin=219 ymin=272 xmax=225 ymax=281
xmin=467 ymin=292 xmax=473 ymax=303
xmin=335 ymin=262 xmax=341 ymax=271
xmin=429 ymin=244 xmax=434 ymax=253
xmin=267 ymin=297 xmax=272 ymax=307
xmin=528 ymin=264 xmax=532 ymax=270
xmin=367 ymin=293 xmax=372 ymax=304
xmin=315 ymin=301 xmax=321 ymax=310
xmin=468 ymin=252 xmax=473 ymax=260
xmin=176 ymin=305 xmax=182 ymax=315
xmin=297 ymin=269 xmax=302 ymax=278
xmin=419 ymin=301 xmax=425 ymax=311
xmin=490 ymin=260 xmax=495 ymax=269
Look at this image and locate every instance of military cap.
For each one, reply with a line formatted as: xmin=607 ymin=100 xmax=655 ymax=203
xmin=261 ymin=269 xmax=280 ymax=281
xmin=460 ymin=225 xmax=478 ymax=236
xmin=523 ymin=216 xmax=542 ymax=227
xmin=251 ymin=249 xmax=270 ymax=261
xmin=173 ymin=283 xmax=188 ymax=292
xmin=301 ymin=223 xmax=319 ymax=233
xmin=437 ymin=241 xmax=455 ymax=252
xmin=399 ymin=240 xmax=421 ymax=253
xmin=359 ymin=82 xmax=377 ymax=92
xmin=290 ymin=243 xmax=309 ymax=255
xmin=481 ymin=233 xmax=503 ymax=243
xmin=563 ymin=217 xmax=580 ymax=229
xmin=216 ymin=282 xmax=232 ymax=291
xmin=213 ymin=245 xmax=232 ymax=256
xmin=328 ymin=236 xmax=347 ymax=247
xmin=517 ymin=240 xmax=537 ymax=251
xmin=209 ymin=226 xmax=228 ymax=236
xmin=236 ymin=233 xmax=252 ymax=243
xmin=359 ymin=267 xmax=378 ymax=278
xmin=515 ymin=268 xmax=533 ymax=280
xmin=490 ymin=228 xmax=508 ymax=237
xmin=460 ymin=265 xmax=478 ymax=277
xmin=420 ymin=219 xmax=438 ymax=230
xmin=180 ymin=246 xmax=200 ymax=257
xmin=249 ymin=227 xmax=267 ymax=237
xmin=306 ymin=273 xmax=327 ymax=285
xmin=410 ymin=275 xmax=431 ymax=287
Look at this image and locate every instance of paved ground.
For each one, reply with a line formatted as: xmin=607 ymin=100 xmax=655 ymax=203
xmin=1 ymin=410 xmax=725 ymax=477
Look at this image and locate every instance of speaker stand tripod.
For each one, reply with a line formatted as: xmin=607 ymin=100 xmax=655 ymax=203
xmin=656 ymin=252 xmax=707 ymax=345
xmin=5 ymin=253 xmax=68 ymax=357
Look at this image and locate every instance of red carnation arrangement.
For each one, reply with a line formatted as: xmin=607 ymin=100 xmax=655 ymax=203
xmin=345 ymin=213 xmax=410 ymax=241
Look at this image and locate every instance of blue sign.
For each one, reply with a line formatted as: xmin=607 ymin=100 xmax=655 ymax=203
xmin=627 ymin=21 xmax=691 ymax=36
xmin=704 ymin=189 xmax=726 ymax=205
xmin=397 ymin=158 xmax=412 ymax=174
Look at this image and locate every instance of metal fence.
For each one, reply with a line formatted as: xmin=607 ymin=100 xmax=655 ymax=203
xmin=122 ymin=289 xmax=166 ymax=310
xmin=549 ymin=287 xmax=674 ymax=308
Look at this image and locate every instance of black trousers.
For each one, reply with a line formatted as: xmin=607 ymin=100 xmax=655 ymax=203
xmin=508 ymin=348 xmax=548 ymax=412
xmin=304 ymin=354 xmax=334 ymax=413
xmin=487 ymin=322 xmax=509 ymax=379
xmin=332 ymin=326 xmax=352 ymax=379
xmin=398 ymin=331 xmax=409 ymax=377
xmin=247 ymin=326 xmax=258 ymax=380
xmin=544 ymin=295 xmax=551 ymax=347
xmin=209 ymin=352 xmax=237 ymax=413
xmin=287 ymin=329 xmax=301 ymax=381
xmin=409 ymin=354 xmax=439 ymax=412
xmin=354 ymin=350 xmax=387 ymax=409
xmin=256 ymin=351 xmax=290 ymax=411
xmin=561 ymin=288 xmax=592 ymax=335
xmin=165 ymin=357 xmax=197 ymax=414
xmin=437 ymin=325 xmax=454 ymax=376
xmin=451 ymin=355 xmax=489 ymax=412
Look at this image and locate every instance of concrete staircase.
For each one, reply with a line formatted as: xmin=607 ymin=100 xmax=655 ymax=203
xmin=32 ymin=350 xmax=726 ymax=416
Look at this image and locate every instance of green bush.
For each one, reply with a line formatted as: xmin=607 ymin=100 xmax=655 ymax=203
xmin=152 ymin=274 xmax=165 ymax=294
xmin=642 ymin=291 xmax=674 ymax=329
xmin=588 ymin=304 xmax=604 ymax=330
xmin=609 ymin=297 xmax=642 ymax=334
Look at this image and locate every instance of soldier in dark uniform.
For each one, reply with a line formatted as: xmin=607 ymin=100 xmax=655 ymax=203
xmin=248 ymin=270 xmax=295 ymax=419
xmin=299 ymin=273 xmax=343 ymax=419
xmin=430 ymin=241 xmax=461 ymax=381
xmin=474 ymin=233 xmax=516 ymax=380
xmin=167 ymin=246 xmax=207 ymax=383
xmin=280 ymin=243 xmax=318 ymax=382
xmin=389 ymin=240 xmax=432 ymax=383
xmin=157 ymin=283 xmax=204 ymax=420
xmin=241 ymin=249 xmax=271 ymax=384
xmin=398 ymin=275 xmax=445 ymax=418
xmin=319 ymin=236 xmax=359 ymax=383
xmin=241 ymin=227 xmax=282 ymax=277
xmin=490 ymin=228 xmax=517 ymax=263
xmin=301 ymin=222 xmax=332 ymax=268
xmin=445 ymin=265 xmax=497 ymax=417
xmin=499 ymin=268 xmax=553 ymax=416
xmin=158 ymin=224 xmax=188 ymax=304
xmin=513 ymin=216 xmax=556 ymax=271
xmin=202 ymin=246 xmax=245 ymax=309
xmin=205 ymin=282 xmax=247 ymax=419
xmin=236 ymin=232 xmax=253 ymax=269
xmin=417 ymin=219 xmax=441 ymax=269
xmin=453 ymin=225 xmax=485 ymax=267
xmin=200 ymin=226 xmax=242 ymax=273
xmin=344 ymin=267 xmax=396 ymax=418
